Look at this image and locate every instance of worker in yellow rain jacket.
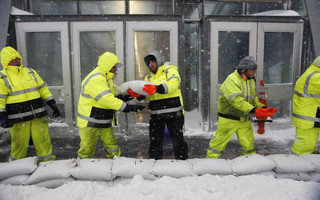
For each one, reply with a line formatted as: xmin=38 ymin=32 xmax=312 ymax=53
xmin=128 ymin=50 xmax=188 ymax=160
xmin=292 ymin=56 xmax=320 ymax=155
xmin=206 ymin=56 xmax=277 ymax=158
xmin=77 ymin=51 xmax=145 ymax=159
xmin=0 ymin=46 xmax=60 ymax=162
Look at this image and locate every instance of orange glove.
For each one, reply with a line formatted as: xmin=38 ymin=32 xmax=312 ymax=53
xmin=127 ymin=88 xmax=141 ymax=98
xmin=143 ymin=84 xmax=157 ymax=96
xmin=255 ymin=108 xmax=275 ymax=118
xmin=266 ymin=107 xmax=278 ymax=114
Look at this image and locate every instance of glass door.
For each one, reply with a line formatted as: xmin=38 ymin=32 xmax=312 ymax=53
xmin=256 ymin=22 xmax=303 ymax=117
xmin=127 ymin=21 xmax=178 ymax=125
xmin=71 ymin=22 xmax=124 ymax=113
xmin=15 ymin=22 xmax=72 ymax=123
xmin=210 ymin=22 xmax=257 ymax=123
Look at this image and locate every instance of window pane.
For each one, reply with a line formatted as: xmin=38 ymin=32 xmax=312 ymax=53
xmin=248 ymin=2 xmax=284 ymax=14
xmin=134 ymin=31 xmax=170 ymax=80
xmin=79 ymin=31 xmax=116 ymax=81
xmin=291 ymin=0 xmax=308 ymax=17
xmin=205 ymin=2 xmax=243 ymax=15
xmin=31 ymin=0 xmax=77 ymax=15
xmin=263 ymin=32 xmax=294 ymax=84
xmin=184 ymin=23 xmax=199 ymax=111
xmin=266 ymin=100 xmax=291 ymax=118
xmin=26 ymin=32 xmax=63 ymax=86
xmin=134 ymin=31 xmax=170 ymax=123
xmin=130 ymin=0 xmax=172 ymax=14
xmin=80 ymin=1 xmax=125 ymax=14
xmin=218 ymin=31 xmax=249 ymax=84
xmin=175 ymin=2 xmax=201 ymax=20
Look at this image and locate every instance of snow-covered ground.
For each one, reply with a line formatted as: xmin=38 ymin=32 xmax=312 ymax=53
xmin=0 ymin=173 xmax=320 ymax=200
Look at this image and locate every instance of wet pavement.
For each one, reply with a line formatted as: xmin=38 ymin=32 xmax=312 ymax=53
xmin=0 ymin=133 xmax=294 ymax=161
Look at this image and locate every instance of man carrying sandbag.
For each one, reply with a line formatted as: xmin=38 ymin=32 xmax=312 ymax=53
xmin=0 ymin=46 xmax=60 ymax=162
xmin=77 ymin=51 xmax=145 ymax=159
xmin=292 ymin=56 xmax=320 ymax=155
xmin=128 ymin=50 xmax=188 ymax=160
xmin=206 ymin=56 xmax=277 ymax=158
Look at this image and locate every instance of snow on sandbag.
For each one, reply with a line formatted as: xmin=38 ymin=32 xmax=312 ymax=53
xmin=34 ymin=178 xmax=74 ymax=189
xmin=70 ymin=158 xmax=115 ymax=181
xmin=309 ymin=172 xmax=320 ymax=182
xmin=187 ymin=158 xmax=232 ymax=175
xmin=276 ymin=172 xmax=311 ymax=181
xmin=232 ymin=154 xmax=275 ymax=175
xmin=150 ymin=159 xmax=193 ymax=178
xmin=267 ymin=154 xmax=316 ymax=173
xmin=119 ymin=80 xmax=154 ymax=96
xmin=300 ymin=154 xmax=320 ymax=173
xmin=0 ymin=175 xmax=29 ymax=186
xmin=0 ymin=157 xmax=38 ymax=180
xmin=112 ymin=157 xmax=156 ymax=180
xmin=26 ymin=159 xmax=76 ymax=185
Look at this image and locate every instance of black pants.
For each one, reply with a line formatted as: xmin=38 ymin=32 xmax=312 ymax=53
xmin=149 ymin=111 xmax=188 ymax=160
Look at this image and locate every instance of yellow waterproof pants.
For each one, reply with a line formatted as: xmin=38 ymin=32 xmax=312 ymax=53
xmin=207 ymin=117 xmax=256 ymax=158
xmin=292 ymin=127 xmax=319 ymax=154
xmin=78 ymin=127 xmax=121 ymax=159
xmin=9 ymin=116 xmax=55 ymax=162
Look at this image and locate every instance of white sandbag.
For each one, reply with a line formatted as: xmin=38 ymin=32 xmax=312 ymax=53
xmin=0 ymin=157 xmax=38 ymax=180
xmin=255 ymin=171 xmax=276 ymax=177
xmin=150 ymin=159 xmax=193 ymax=178
xmin=276 ymin=173 xmax=311 ymax=181
xmin=267 ymin=154 xmax=316 ymax=173
xmin=26 ymin=159 xmax=76 ymax=184
xmin=70 ymin=158 xmax=115 ymax=181
xmin=112 ymin=157 xmax=156 ymax=180
xmin=119 ymin=80 xmax=154 ymax=96
xmin=300 ymin=154 xmax=320 ymax=172
xmin=113 ymin=177 xmax=133 ymax=186
xmin=309 ymin=172 xmax=320 ymax=182
xmin=188 ymin=158 xmax=232 ymax=175
xmin=34 ymin=178 xmax=74 ymax=189
xmin=0 ymin=175 xmax=29 ymax=186
xmin=232 ymin=154 xmax=275 ymax=175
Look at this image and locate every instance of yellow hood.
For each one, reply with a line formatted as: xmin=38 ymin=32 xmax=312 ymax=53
xmin=0 ymin=46 xmax=23 ymax=69
xmin=97 ymin=51 xmax=120 ymax=74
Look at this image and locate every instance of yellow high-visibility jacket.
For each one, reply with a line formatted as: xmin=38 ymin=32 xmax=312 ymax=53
xmin=293 ymin=64 xmax=320 ymax=129
xmin=77 ymin=52 xmax=126 ymax=128
xmin=144 ymin=63 xmax=184 ymax=115
xmin=218 ymin=70 xmax=265 ymax=121
xmin=0 ymin=47 xmax=53 ymax=123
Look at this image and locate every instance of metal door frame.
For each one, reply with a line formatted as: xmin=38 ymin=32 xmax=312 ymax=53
xmin=126 ymin=21 xmax=179 ymax=81
xmin=71 ymin=21 xmax=124 ymax=113
xmin=210 ymin=21 xmax=258 ymax=125
xmin=15 ymin=22 xmax=73 ymax=123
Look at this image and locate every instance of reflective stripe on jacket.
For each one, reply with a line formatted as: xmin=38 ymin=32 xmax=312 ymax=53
xmin=0 ymin=47 xmax=53 ymax=123
xmin=293 ymin=64 xmax=320 ymax=129
xmin=218 ymin=70 xmax=264 ymax=121
xmin=144 ymin=63 xmax=184 ymax=115
xmin=77 ymin=52 xmax=126 ymax=128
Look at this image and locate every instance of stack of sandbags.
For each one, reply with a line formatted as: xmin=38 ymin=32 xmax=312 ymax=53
xmin=112 ymin=157 xmax=156 ymax=180
xmin=70 ymin=158 xmax=115 ymax=182
xmin=149 ymin=159 xmax=194 ymax=178
xmin=188 ymin=158 xmax=232 ymax=176
xmin=299 ymin=154 xmax=320 ymax=182
xmin=0 ymin=157 xmax=38 ymax=185
xmin=232 ymin=154 xmax=276 ymax=176
xmin=267 ymin=154 xmax=316 ymax=181
xmin=25 ymin=159 xmax=76 ymax=188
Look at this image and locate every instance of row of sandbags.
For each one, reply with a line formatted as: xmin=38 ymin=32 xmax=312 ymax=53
xmin=0 ymin=154 xmax=320 ymax=188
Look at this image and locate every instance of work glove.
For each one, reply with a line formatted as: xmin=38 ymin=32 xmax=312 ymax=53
xmin=47 ymin=99 xmax=61 ymax=117
xmin=127 ymin=88 xmax=141 ymax=98
xmin=0 ymin=113 xmax=13 ymax=128
xmin=136 ymin=95 xmax=146 ymax=101
xmin=116 ymin=94 xmax=133 ymax=102
xmin=123 ymin=104 xmax=145 ymax=113
xmin=254 ymin=108 xmax=276 ymax=118
xmin=142 ymin=84 xmax=157 ymax=96
xmin=266 ymin=107 xmax=278 ymax=114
